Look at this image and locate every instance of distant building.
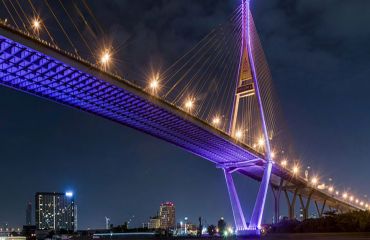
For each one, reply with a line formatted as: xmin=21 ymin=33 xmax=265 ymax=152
xmin=159 ymin=202 xmax=175 ymax=229
xmin=148 ymin=217 xmax=160 ymax=229
xmin=22 ymin=225 xmax=36 ymax=239
xmin=0 ymin=237 xmax=26 ymax=240
xmin=26 ymin=202 xmax=32 ymax=225
xmin=35 ymin=192 xmax=75 ymax=231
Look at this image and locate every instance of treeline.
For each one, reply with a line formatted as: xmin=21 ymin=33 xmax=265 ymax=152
xmin=270 ymin=211 xmax=370 ymax=233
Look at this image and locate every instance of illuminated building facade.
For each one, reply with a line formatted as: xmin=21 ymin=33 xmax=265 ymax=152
xmin=35 ymin=192 xmax=75 ymax=231
xmin=148 ymin=217 xmax=161 ymax=229
xmin=159 ymin=202 xmax=175 ymax=229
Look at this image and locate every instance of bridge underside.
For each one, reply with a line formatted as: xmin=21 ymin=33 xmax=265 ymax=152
xmin=0 ymin=24 xmax=365 ymax=234
xmin=0 ymin=25 xmax=263 ymax=165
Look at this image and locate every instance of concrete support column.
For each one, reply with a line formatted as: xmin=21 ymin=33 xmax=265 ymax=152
xmin=271 ymin=178 xmax=284 ymax=223
xmin=298 ymin=191 xmax=314 ymax=220
xmin=284 ymin=188 xmax=299 ymax=220
xmin=223 ymin=168 xmax=247 ymax=230
xmin=314 ymin=199 xmax=326 ymax=218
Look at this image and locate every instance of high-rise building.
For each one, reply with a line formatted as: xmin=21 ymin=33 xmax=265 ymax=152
xmin=26 ymin=201 xmax=32 ymax=225
xmin=35 ymin=192 xmax=75 ymax=231
xmin=159 ymin=202 xmax=175 ymax=229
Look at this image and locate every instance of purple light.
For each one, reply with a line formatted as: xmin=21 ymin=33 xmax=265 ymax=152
xmin=223 ymin=169 xmax=247 ymax=230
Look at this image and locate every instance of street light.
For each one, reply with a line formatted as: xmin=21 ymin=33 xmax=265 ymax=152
xmin=212 ymin=116 xmax=221 ymax=127
xmin=311 ymin=177 xmax=318 ymax=186
xmin=149 ymin=79 xmax=159 ymax=92
xmin=281 ymin=159 xmax=287 ymax=167
xmin=257 ymin=137 xmax=264 ymax=147
xmin=31 ymin=17 xmax=41 ymax=33
xmin=100 ymin=49 xmax=112 ymax=70
xmin=184 ymin=98 xmax=194 ymax=113
xmin=235 ymin=129 xmax=243 ymax=140
xmin=342 ymin=192 xmax=348 ymax=199
xmin=292 ymin=165 xmax=299 ymax=175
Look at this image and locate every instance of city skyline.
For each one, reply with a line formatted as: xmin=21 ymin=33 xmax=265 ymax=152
xmin=0 ymin=0 xmax=370 ymax=232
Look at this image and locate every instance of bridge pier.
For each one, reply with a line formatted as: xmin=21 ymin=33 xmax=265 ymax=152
xmin=314 ymin=199 xmax=327 ymax=218
xmin=284 ymin=188 xmax=299 ymax=220
xmin=223 ymin=168 xmax=247 ymax=231
xmin=298 ymin=190 xmax=313 ymax=220
xmin=271 ymin=179 xmax=284 ymax=223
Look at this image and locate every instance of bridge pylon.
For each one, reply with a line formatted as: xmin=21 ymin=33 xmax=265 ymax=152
xmin=226 ymin=0 xmax=274 ymax=237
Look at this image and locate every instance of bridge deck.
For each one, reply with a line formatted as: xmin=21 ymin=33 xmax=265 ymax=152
xmin=0 ymin=22 xmax=364 ymax=213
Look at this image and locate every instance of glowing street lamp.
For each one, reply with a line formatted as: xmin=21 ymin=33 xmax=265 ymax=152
xmin=360 ymin=201 xmax=364 ymax=206
xmin=350 ymin=196 xmax=354 ymax=202
xmin=100 ymin=49 xmax=112 ymax=70
xmin=311 ymin=177 xmax=318 ymax=186
xmin=356 ymin=199 xmax=359 ymax=204
xmin=184 ymin=98 xmax=194 ymax=113
xmin=281 ymin=159 xmax=287 ymax=167
xmin=235 ymin=129 xmax=243 ymax=140
xmin=212 ymin=116 xmax=221 ymax=127
xmin=328 ymin=186 xmax=334 ymax=193
xmin=342 ymin=192 xmax=348 ymax=199
xmin=257 ymin=137 xmax=264 ymax=147
xmin=31 ymin=17 xmax=41 ymax=33
xmin=270 ymin=151 xmax=276 ymax=159
xmin=149 ymin=78 xmax=159 ymax=94
xmin=292 ymin=165 xmax=299 ymax=175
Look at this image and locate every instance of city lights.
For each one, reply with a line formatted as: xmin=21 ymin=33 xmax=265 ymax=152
xmin=270 ymin=151 xmax=276 ymax=159
xmin=356 ymin=199 xmax=359 ymax=204
xmin=350 ymin=196 xmax=354 ymax=202
xmin=328 ymin=186 xmax=334 ymax=192
xmin=65 ymin=191 xmax=73 ymax=197
xmin=360 ymin=201 xmax=364 ymax=206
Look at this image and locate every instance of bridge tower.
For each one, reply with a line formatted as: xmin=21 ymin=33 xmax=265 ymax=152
xmin=225 ymin=0 xmax=274 ymax=236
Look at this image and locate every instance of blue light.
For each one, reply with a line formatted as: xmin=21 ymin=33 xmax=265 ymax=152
xmin=66 ymin=191 xmax=73 ymax=197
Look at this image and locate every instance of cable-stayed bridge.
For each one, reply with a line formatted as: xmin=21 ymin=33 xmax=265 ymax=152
xmin=0 ymin=0 xmax=368 ymax=237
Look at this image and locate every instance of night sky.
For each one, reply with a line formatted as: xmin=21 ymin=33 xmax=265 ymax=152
xmin=1 ymin=0 xmax=370 ymax=230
